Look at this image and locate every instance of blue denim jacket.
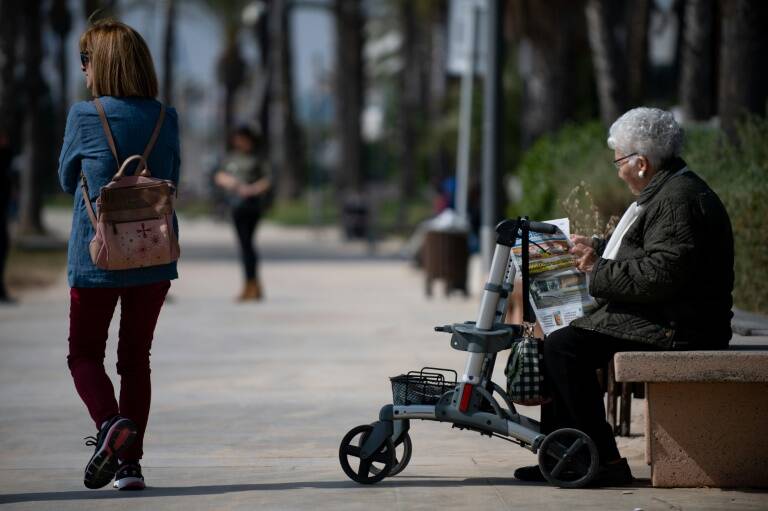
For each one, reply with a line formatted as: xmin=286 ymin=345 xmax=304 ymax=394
xmin=58 ymin=97 xmax=181 ymax=288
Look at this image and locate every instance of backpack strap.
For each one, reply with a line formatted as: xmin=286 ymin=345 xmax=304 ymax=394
xmin=138 ymin=104 xmax=166 ymax=175
xmin=80 ymin=174 xmax=98 ymax=230
xmin=93 ymin=98 xmax=119 ymax=166
xmin=80 ymin=98 xmax=117 ymax=230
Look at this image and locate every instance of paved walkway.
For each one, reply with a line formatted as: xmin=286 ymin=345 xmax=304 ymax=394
xmin=1 ymin=213 xmax=766 ymax=510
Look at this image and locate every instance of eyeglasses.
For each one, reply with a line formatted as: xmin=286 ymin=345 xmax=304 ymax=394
xmin=80 ymin=52 xmax=90 ymax=66
xmin=612 ymin=153 xmax=637 ymax=169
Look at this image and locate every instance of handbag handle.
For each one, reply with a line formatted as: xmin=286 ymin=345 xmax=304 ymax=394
xmin=113 ymin=154 xmax=151 ymax=180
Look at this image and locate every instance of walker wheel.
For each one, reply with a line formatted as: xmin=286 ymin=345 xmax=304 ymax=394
xmin=371 ymin=432 xmax=412 ymax=477
xmin=339 ymin=424 xmax=395 ymax=484
xmin=537 ymin=428 xmax=599 ymax=488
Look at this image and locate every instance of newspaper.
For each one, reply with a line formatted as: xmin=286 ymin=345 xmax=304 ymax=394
xmin=510 ymin=218 xmax=597 ymax=336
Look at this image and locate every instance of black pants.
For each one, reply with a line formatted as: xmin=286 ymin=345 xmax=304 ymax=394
xmin=541 ymin=326 xmax=655 ymax=463
xmin=232 ymin=201 xmax=261 ymax=281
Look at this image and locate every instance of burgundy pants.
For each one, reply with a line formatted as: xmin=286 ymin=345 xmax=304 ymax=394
xmin=67 ymin=281 xmax=170 ymax=461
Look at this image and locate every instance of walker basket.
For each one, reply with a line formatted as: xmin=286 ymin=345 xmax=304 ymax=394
xmin=390 ymin=367 xmax=458 ymax=406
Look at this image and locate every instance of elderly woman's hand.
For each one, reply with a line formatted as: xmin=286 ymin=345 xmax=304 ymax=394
xmin=569 ymin=234 xmax=598 ymax=273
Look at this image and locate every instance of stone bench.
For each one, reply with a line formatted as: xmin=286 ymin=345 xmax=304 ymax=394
xmin=614 ymin=341 xmax=768 ymax=488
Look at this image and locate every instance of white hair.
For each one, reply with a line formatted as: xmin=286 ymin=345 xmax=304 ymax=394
xmin=607 ymin=107 xmax=683 ymax=168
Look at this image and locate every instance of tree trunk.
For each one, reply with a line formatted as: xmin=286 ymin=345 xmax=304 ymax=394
xmin=268 ymin=0 xmax=304 ymax=199
xmin=718 ymin=0 xmax=768 ymax=141
xmin=50 ymin=0 xmax=71 ymax=152
xmin=427 ymin=4 xmax=449 ymax=186
xmin=162 ymin=0 xmax=176 ymax=105
xmin=0 ymin=0 xmax=19 ymax=138
xmin=679 ymin=0 xmax=716 ymax=121
xmin=334 ymin=0 xmax=364 ymax=193
xmin=395 ymin=0 xmax=420 ymax=229
xmin=584 ymin=0 xmax=627 ymax=126
xmin=517 ymin=0 xmax=587 ymax=146
xmin=626 ymin=0 xmax=650 ymax=106
xmin=18 ymin=1 xmax=46 ymax=235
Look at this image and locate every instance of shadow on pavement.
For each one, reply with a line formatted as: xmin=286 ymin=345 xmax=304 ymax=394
xmin=0 ymin=477 xmax=652 ymax=504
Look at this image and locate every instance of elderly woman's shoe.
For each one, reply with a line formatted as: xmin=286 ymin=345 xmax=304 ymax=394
xmin=83 ymin=416 xmax=137 ymax=489
xmin=513 ymin=465 xmax=546 ymax=482
xmin=591 ymin=458 xmax=633 ymax=487
xmin=113 ymin=461 xmax=145 ymax=490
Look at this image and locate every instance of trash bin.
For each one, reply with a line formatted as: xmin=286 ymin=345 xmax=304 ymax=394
xmin=341 ymin=194 xmax=369 ymax=240
xmin=422 ymin=229 xmax=469 ymax=297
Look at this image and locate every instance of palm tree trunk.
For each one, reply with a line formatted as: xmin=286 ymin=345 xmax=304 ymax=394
xmin=334 ymin=0 xmax=364 ymax=193
xmin=0 ymin=0 xmax=19 ymax=138
xmin=162 ymin=0 xmax=176 ymax=105
xmin=718 ymin=0 xmax=768 ymax=141
xmin=518 ymin=0 xmax=587 ymax=146
xmin=18 ymin=1 xmax=46 ymax=235
xmin=584 ymin=0 xmax=627 ymax=126
xmin=679 ymin=0 xmax=716 ymax=121
xmin=50 ymin=0 xmax=71 ymax=153
xmin=268 ymin=0 xmax=304 ymax=198
xmin=395 ymin=0 xmax=419 ymax=229
xmin=626 ymin=0 xmax=650 ymax=106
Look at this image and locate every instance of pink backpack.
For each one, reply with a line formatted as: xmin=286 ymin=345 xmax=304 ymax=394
xmin=80 ymin=98 xmax=180 ymax=271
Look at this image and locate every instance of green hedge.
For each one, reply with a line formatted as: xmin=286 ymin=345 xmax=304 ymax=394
xmin=509 ymin=116 xmax=768 ymax=314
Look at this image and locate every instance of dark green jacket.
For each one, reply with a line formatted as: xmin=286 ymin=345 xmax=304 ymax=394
xmin=571 ymin=158 xmax=734 ymax=349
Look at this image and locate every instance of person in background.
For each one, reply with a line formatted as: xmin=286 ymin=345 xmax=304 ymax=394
xmin=513 ymin=107 xmax=734 ymax=486
xmin=58 ymin=19 xmax=180 ymax=491
xmin=214 ymin=127 xmax=271 ymax=302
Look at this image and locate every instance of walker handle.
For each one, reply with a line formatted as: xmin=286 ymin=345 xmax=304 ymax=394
xmin=527 ymin=221 xmax=558 ymax=234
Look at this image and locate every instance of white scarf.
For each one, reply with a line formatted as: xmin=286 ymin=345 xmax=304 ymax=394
xmin=602 ymin=202 xmax=642 ymax=260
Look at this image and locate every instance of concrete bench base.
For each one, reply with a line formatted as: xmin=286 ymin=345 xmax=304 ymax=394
xmin=615 ymin=349 xmax=768 ymax=488
xmin=644 ymin=381 xmax=768 ymax=487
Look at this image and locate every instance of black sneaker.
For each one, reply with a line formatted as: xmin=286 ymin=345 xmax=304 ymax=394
xmin=113 ymin=461 xmax=146 ymax=490
xmin=591 ymin=458 xmax=634 ymax=487
xmin=513 ymin=465 xmax=546 ymax=482
xmin=83 ymin=416 xmax=137 ymax=489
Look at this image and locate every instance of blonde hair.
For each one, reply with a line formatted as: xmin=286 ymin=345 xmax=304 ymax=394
xmin=79 ymin=19 xmax=158 ymax=98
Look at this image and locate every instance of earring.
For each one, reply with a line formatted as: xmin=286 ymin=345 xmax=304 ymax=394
xmin=638 ymin=170 xmax=645 ymax=178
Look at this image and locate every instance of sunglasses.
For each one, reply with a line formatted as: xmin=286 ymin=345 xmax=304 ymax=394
xmin=80 ymin=52 xmax=90 ymax=66
xmin=612 ymin=153 xmax=637 ymax=169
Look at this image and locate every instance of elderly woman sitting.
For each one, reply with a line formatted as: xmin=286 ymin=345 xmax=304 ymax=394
xmin=514 ymin=107 xmax=734 ymax=486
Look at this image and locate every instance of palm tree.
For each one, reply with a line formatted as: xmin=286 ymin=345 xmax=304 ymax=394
xmin=18 ymin=1 xmax=47 ymax=235
xmin=162 ymin=0 xmax=177 ymax=105
xmin=50 ymin=0 xmax=72 ymax=148
xmin=0 ymin=0 xmax=19 ymax=139
xmin=510 ymin=0 xmax=591 ymax=146
xmin=584 ymin=0 xmax=627 ymax=126
xmin=679 ymin=0 xmax=716 ymax=121
xmin=267 ymin=0 xmax=304 ymax=198
xmin=333 ymin=0 xmax=365 ymax=192
xmin=718 ymin=0 xmax=768 ymax=141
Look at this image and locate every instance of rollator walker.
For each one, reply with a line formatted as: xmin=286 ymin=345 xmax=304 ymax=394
xmin=338 ymin=218 xmax=600 ymax=488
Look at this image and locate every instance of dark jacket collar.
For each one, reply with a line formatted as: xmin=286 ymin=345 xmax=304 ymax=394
xmin=637 ymin=156 xmax=687 ymax=205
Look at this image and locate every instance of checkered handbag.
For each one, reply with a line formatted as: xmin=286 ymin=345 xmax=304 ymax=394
xmin=504 ymin=337 xmax=549 ymax=405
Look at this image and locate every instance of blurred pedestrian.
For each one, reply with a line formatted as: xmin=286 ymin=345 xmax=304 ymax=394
xmin=213 ymin=127 xmax=271 ymax=302
xmin=58 ymin=19 xmax=180 ymax=491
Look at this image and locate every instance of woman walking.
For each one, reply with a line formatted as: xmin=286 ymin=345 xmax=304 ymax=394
xmin=58 ymin=19 xmax=180 ymax=490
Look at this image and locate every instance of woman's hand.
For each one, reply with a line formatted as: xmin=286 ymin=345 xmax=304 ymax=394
xmin=236 ymin=178 xmax=271 ymax=199
xmin=569 ymin=234 xmax=598 ymax=273
xmin=214 ymin=171 xmax=239 ymax=191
